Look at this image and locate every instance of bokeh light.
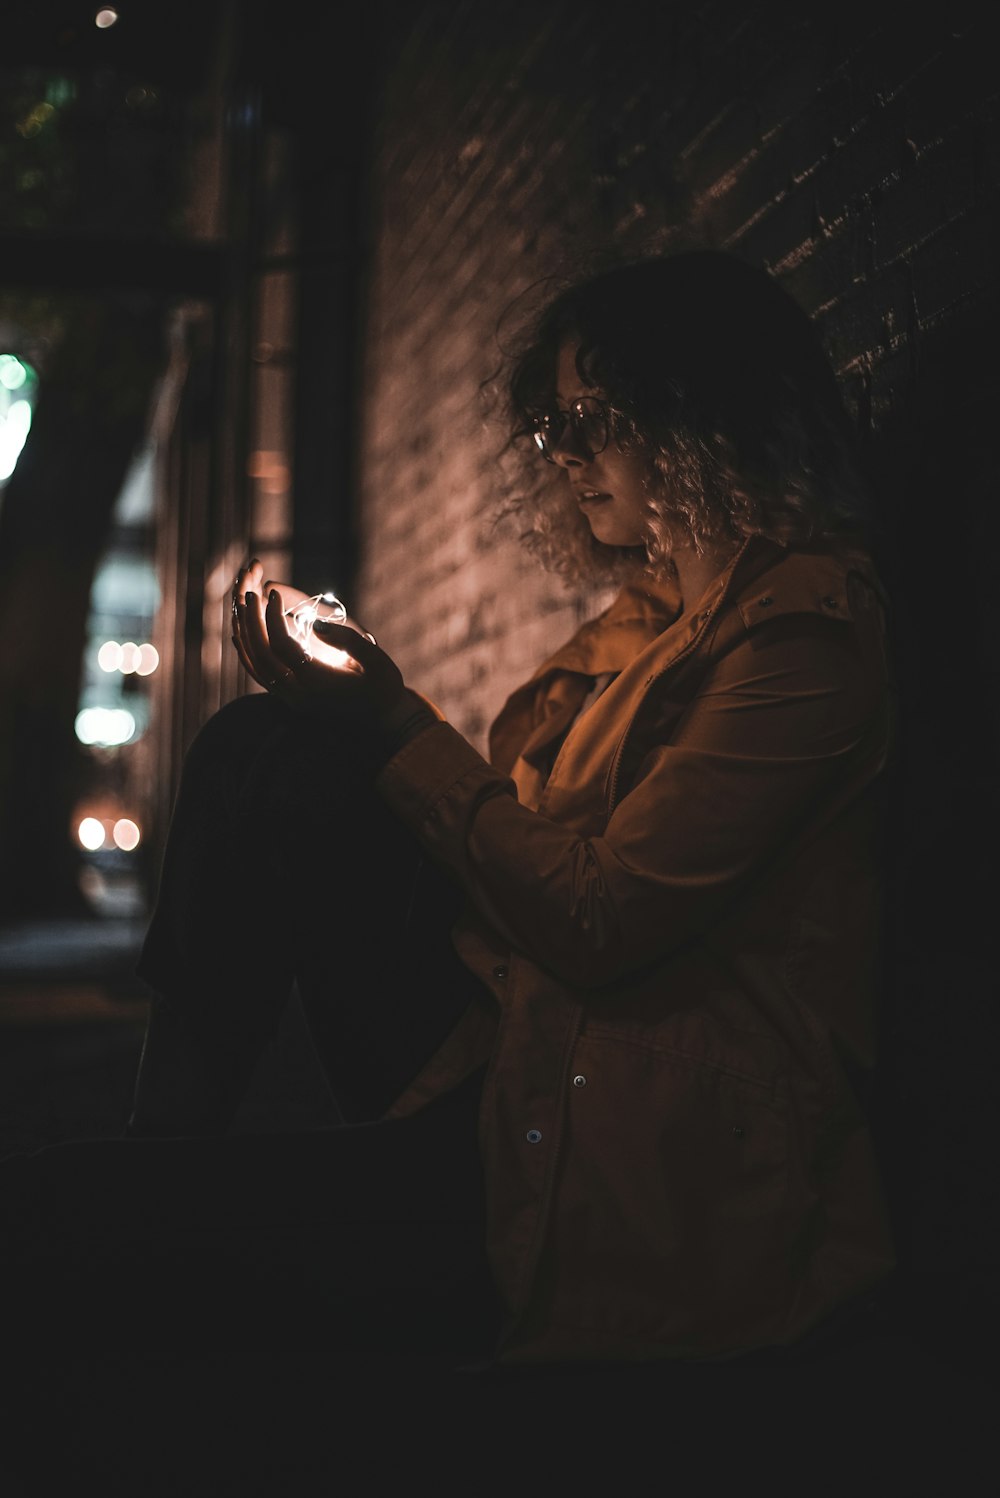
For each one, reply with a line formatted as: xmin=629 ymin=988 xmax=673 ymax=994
xmin=0 ymin=399 xmax=33 ymax=483
xmin=75 ymin=706 xmax=136 ymax=747
xmin=78 ymin=817 xmax=106 ymax=851
xmin=96 ymin=639 xmax=158 ymax=674
xmin=119 ymin=641 xmax=141 ymax=674
xmin=136 ymin=643 xmax=159 ymax=676
xmin=112 ymin=818 xmax=140 ymax=851
xmin=0 ymin=356 xmax=27 ymax=391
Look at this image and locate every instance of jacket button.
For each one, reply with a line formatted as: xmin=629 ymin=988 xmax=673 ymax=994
xmin=758 ymin=596 xmax=774 ymax=607
xmin=526 ymin=1129 xmax=542 ymax=1143
xmin=492 ymin=965 xmax=508 ymax=980
xmin=572 ymin=1074 xmax=587 ymax=1087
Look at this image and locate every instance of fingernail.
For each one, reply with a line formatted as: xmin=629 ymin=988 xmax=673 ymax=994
xmin=245 ymin=590 xmax=255 ymax=603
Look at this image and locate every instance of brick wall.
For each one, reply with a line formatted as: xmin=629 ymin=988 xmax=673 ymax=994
xmin=353 ymin=0 xmax=997 ymax=750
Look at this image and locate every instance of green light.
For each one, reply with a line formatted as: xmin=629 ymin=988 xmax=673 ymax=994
xmin=45 ymin=79 xmax=76 ymax=108
xmin=0 ymin=355 xmax=28 ymax=392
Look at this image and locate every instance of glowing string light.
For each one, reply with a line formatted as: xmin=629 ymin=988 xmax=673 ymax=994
xmin=284 ymin=591 xmax=363 ymax=673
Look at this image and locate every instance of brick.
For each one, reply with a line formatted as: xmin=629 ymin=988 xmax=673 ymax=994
xmin=816 ymin=263 xmax=915 ymax=375
xmin=732 ymin=185 xmax=820 ymax=272
xmin=779 ymin=214 xmax=873 ymax=316
xmin=868 ymin=341 xmax=919 ymax=434
xmin=909 ymin=197 xmax=1000 ymax=327
xmin=874 ymin=125 xmax=981 ymax=268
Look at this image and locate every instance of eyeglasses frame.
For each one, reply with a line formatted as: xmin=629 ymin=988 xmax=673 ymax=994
xmin=530 ymin=395 xmax=614 ymax=464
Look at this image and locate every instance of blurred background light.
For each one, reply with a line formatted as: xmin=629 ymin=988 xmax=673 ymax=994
xmin=75 ymin=706 xmax=136 ymax=747
xmin=0 ymin=356 xmax=39 ymax=489
xmin=95 ymin=639 xmax=159 ymax=674
xmin=119 ymin=641 xmax=141 ymax=674
xmin=0 ymin=401 xmax=33 ymax=483
xmin=95 ymin=8 xmax=120 ymax=29
xmin=112 ymin=818 xmax=141 ymax=851
xmin=0 ymin=356 xmax=28 ymax=391
xmin=78 ymin=817 xmax=106 ymax=851
xmin=136 ymin=643 xmax=159 ymax=675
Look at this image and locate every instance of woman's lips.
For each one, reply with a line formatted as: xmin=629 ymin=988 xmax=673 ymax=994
xmin=577 ymin=491 xmax=612 ymax=506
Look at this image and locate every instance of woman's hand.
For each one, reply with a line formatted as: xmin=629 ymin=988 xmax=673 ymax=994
xmin=230 ymin=559 xmax=412 ymax=741
xmin=232 ymin=560 xmax=370 ymax=688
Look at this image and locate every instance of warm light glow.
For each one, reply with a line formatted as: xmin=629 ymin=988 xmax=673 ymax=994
xmin=247 ymin=449 xmax=286 ymax=478
xmin=98 ymin=640 xmax=122 ymax=671
xmin=285 ymin=593 xmax=360 ymax=673
xmin=119 ymin=641 xmax=141 ymax=674
xmin=78 ymin=817 xmax=106 ymax=851
xmin=96 ymin=639 xmax=158 ymax=674
xmin=247 ymin=449 xmax=290 ymax=496
xmin=136 ymin=643 xmax=159 ymax=676
xmin=75 ymin=706 xmax=136 ymax=747
xmin=95 ymin=8 xmax=119 ymax=28
xmin=113 ymin=818 xmax=140 ymax=851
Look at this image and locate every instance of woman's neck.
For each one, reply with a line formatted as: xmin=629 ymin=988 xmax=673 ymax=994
xmin=670 ymin=535 xmax=741 ymax=618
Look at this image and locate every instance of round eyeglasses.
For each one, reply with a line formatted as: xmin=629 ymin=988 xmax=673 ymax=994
xmin=531 ymin=397 xmax=611 ymax=464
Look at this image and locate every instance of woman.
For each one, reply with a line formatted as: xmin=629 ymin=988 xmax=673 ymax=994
xmin=6 ymin=250 xmax=895 ymax=1369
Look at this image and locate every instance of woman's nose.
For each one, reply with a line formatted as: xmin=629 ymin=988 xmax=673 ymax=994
xmin=550 ymin=424 xmax=589 ymax=467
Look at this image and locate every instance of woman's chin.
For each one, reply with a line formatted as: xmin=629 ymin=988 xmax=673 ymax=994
xmin=586 ymin=519 xmax=646 ymax=548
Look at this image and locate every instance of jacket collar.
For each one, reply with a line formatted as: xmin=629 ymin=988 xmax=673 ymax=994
xmin=489 ymin=536 xmax=880 ymax=778
xmin=528 ymin=570 xmax=683 ymax=681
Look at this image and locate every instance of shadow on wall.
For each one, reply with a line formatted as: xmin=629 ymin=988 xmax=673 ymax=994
xmin=866 ymin=304 xmax=1000 ymax=1339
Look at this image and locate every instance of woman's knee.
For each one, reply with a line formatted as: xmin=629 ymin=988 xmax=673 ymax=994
xmin=177 ymin=692 xmax=294 ymax=799
xmin=191 ymin=691 xmax=287 ymax=758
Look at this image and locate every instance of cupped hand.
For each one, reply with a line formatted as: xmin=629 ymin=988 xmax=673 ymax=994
xmin=231 ymin=559 xmax=406 ymax=727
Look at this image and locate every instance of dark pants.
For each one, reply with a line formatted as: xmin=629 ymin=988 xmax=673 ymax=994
xmin=1 ymin=694 xmax=502 ymax=1369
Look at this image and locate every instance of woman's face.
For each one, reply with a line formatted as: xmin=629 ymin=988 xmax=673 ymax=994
xmin=549 ymin=340 xmax=653 ymax=549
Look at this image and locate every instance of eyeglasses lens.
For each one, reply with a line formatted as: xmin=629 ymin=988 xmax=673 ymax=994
xmin=532 ymin=399 xmax=608 ymax=462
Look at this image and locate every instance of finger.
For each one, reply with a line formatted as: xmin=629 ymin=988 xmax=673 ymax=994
xmin=243 ymin=591 xmax=296 ymax=691
xmin=233 ymin=598 xmax=276 ymax=689
xmin=232 ymin=561 xmax=248 ymax=611
xmin=312 ymin=620 xmax=379 ymax=663
xmin=266 ymin=589 xmax=313 ymax=672
xmin=232 ymin=557 xmax=262 ymax=614
xmin=230 ymin=612 xmax=259 ymax=681
xmin=262 ymin=579 xmax=310 ymax=613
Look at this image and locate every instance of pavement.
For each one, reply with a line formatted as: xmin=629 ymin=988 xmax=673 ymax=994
xmin=0 ymin=917 xmax=996 ymax=1495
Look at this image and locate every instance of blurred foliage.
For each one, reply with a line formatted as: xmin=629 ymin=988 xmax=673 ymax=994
xmin=0 ymin=50 xmax=195 ymax=382
xmin=0 ymin=66 xmax=189 ymax=237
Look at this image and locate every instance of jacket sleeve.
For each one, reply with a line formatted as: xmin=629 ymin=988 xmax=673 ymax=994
xmin=375 ymin=614 xmax=889 ymax=988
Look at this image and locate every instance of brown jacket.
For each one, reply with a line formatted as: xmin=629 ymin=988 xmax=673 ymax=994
xmin=377 ymin=536 xmax=895 ymax=1363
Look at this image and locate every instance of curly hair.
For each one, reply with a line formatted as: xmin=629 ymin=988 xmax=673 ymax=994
xmin=485 ymin=251 xmax=871 ymax=587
